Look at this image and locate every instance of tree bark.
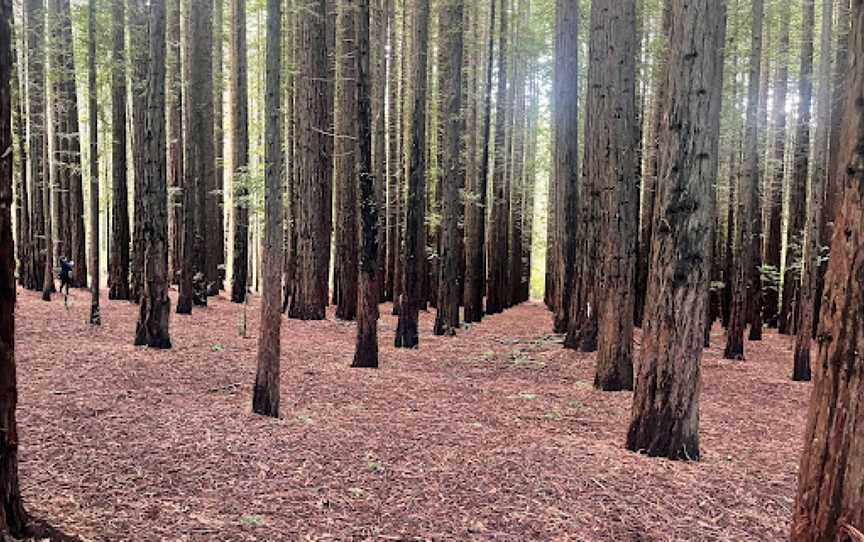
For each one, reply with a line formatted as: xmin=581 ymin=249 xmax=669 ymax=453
xmin=353 ymin=0 xmax=380 ymax=368
xmin=626 ymin=0 xmax=726 ymax=461
xmin=591 ymin=0 xmax=638 ymax=391
xmin=254 ymin=0 xmax=282 ymax=417
xmin=288 ymin=0 xmax=331 ymax=319
xmin=129 ymin=0 xmax=150 ymax=303
xmin=433 ymin=0 xmax=464 ymax=336
xmin=790 ymin=4 xmax=864 ymax=535
xmin=229 ymin=0 xmax=250 ymax=304
xmin=87 ymin=0 xmax=99 ymax=323
xmin=134 ymin=0 xmax=171 ymax=348
xmin=463 ymin=0 xmax=495 ymax=323
xmin=334 ymin=0 xmax=358 ymax=321
xmin=213 ymin=0 xmax=225 ymax=293
xmin=0 ymin=0 xmax=29 ymax=531
xmin=486 ymin=0 xmax=509 ymax=316
xmin=167 ymin=0 xmax=183 ymax=288
xmin=108 ymin=0 xmax=130 ymax=300
xmin=394 ymin=0 xmax=430 ymax=348
xmin=25 ymin=0 xmax=46 ymax=294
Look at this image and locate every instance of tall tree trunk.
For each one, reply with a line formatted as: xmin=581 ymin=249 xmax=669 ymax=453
xmin=384 ymin=0 xmax=398 ymax=302
xmin=87 ymin=0 xmax=99 ymax=323
xmin=591 ymin=0 xmax=638 ymax=391
xmin=167 ymin=0 xmax=182 ymax=287
xmin=463 ymin=0 xmax=495 ymax=323
xmin=507 ymin=0 xmax=527 ymax=308
xmin=724 ymin=0 xmax=763 ymax=360
xmin=763 ymin=5 xmax=790 ymax=328
xmin=289 ymin=0 xmax=330 ymax=319
xmin=134 ymin=0 xmax=171 ymax=348
xmin=254 ymin=0 xmax=282 ymax=417
xmin=790 ymin=3 xmax=863 ymax=535
xmin=372 ymin=0 xmax=387 ymax=303
xmin=129 ymin=0 xmax=150 ymax=303
xmin=551 ymin=0 xmax=578 ymax=333
xmin=334 ymin=0 xmax=358 ymax=320
xmin=108 ymin=0 xmax=129 ymax=300
xmin=394 ymin=0 xmax=430 ymax=348
xmin=433 ymin=0 xmax=464 ymax=336
xmin=213 ymin=0 xmax=225 ymax=293
xmin=354 ymin=0 xmax=380 ymax=367
xmin=229 ymin=0 xmax=250 ymax=304
xmin=626 ymin=0 xmax=726 ymax=461
xmin=779 ymin=0 xmax=814 ymax=336
xmin=485 ymin=0 xmax=509 ymax=316
xmin=0 ymin=0 xmax=29 ymax=531
xmin=180 ymin=0 xmax=214 ymax=312
xmin=793 ymin=0 xmax=833 ymax=381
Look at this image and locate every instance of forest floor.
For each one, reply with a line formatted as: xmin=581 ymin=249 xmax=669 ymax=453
xmin=15 ymin=286 xmax=809 ymax=541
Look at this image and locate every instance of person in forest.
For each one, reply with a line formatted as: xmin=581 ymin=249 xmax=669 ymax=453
xmin=58 ymin=256 xmax=74 ymax=302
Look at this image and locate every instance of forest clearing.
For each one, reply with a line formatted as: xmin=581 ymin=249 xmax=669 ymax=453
xmin=17 ymin=288 xmax=806 ymax=541
xmin=1 ymin=0 xmax=863 ymax=539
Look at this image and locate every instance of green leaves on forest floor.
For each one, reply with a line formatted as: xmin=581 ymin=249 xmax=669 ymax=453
xmin=239 ymin=515 xmax=265 ymax=528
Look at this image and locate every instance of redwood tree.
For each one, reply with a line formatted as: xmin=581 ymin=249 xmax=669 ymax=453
xmin=87 ymin=0 xmax=99 ymax=324
xmin=591 ymin=0 xmax=638 ymax=391
xmin=353 ymin=0 xmax=380 ymax=368
xmin=433 ymin=0 xmax=464 ymax=337
xmin=134 ymin=0 xmax=171 ymax=348
xmin=551 ymin=0 xmax=579 ymax=334
xmin=230 ymin=0 xmax=250 ymax=304
xmin=0 ymin=0 xmax=29 ymax=531
xmin=288 ymin=0 xmax=330 ymax=319
xmin=790 ymin=3 xmax=864 ymax=536
xmin=109 ymin=0 xmax=130 ymax=300
xmin=394 ymin=0 xmax=430 ymax=348
xmin=626 ymin=0 xmax=726 ymax=461
xmin=254 ymin=0 xmax=282 ymax=417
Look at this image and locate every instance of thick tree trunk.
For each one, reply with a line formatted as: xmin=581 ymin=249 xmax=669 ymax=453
xmin=591 ymin=0 xmax=638 ymax=391
xmin=353 ymin=0 xmax=380 ymax=368
xmin=288 ymin=0 xmax=330 ymax=319
xmin=134 ymin=0 xmax=171 ymax=348
xmin=790 ymin=4 xmax=863 ymax=535
xmin=779 ymin=0 xmax=814 ymax=336
xmin=108 ymin=0 xmax=130 ymax=300
xmin=333 ymin=0 xmax=358 ymax=321
xmin=129 ymin=0 xmax=150 ymax=303
xmin=229 ymin=0 xmax=250 ymax=304
xmin=724 ymin=0 xmax=763 ymax=360
xmin=463 ymin=0 xmax=495 ymax=324
xmin=433 ymin=0 xmax=464 ymax=337
xmin=372 ymin=0 xmax=387 ymax=304
xmin=12 ymin=27 xmax=31 ymax=291
xmin=180 ymin=0 xmax=214 ymax=312
xmin=394 ymin=0 xmax=430 ymax=348
xmin=254 ymin=0 xmax=282 ymax=417
xmin=763 ymin=6 xmax=790 ymax=329
xmin=0 ymin=1 xmax=29 ymax=531
xmin=626 ymin=0 xmax=726 ymax=461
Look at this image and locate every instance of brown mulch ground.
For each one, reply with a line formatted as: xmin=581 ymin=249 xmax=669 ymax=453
xmin=15 ymin=286 xmax=810 ymax=541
